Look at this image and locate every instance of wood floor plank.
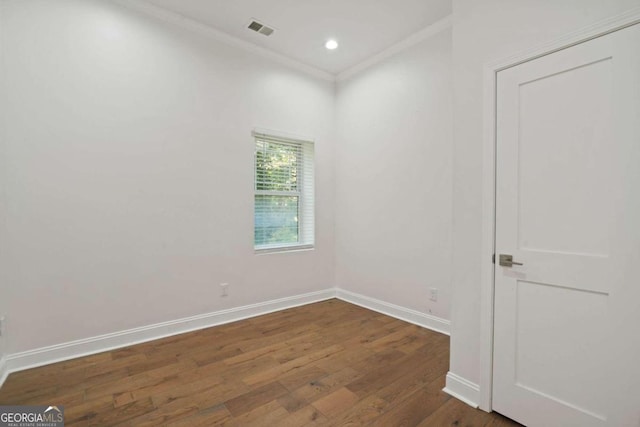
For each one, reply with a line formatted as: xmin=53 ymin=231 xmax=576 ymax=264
xmin=277 ymin=393 xmax=308 ymax=413
xmin=150 ymin=376 xmax=247 ymax=410
xmin=369 ymin=385 xmax=451 ymax=426
xmin=224 ymin=399 xmax=286 ymax=426
xmin=375 ymin=360 xmax=449 ymax=404
xmin=346 ymin=350 xmax=435 ymax=399
xmin=277 ymin=365 xmax=328 ymax=392
xmin=241 ymin=344 xmax=344 ymax=386
xmin=123 ymin=395 xmax=200 ymax=426
xmin=274 ymin=404 xmax=329 ymax=426
xmin=289 ymin=366 xmax=361 ymax=404
xmin=416 ymin=398 xmax=478 ymax=426
xmin=0 ymin=299 xmax=521 ymax=426
xmin=328 ymin=394 xmax=390 ymax=426
xmin=222 ymin=340 xmax=291 ymax=366
xmin=113 ymin=391 xmax=135 ymax=408
xmin=62 ymin=394 xmax=113 ymax=425
xmin=311 ymin=386 xmax=360 ymax=419
xmin=202 ymin=354 xmax=281 ymax=382
xmin=224 ymin=381 xmax=289 ymax=417
xmin=165 ymin=403 xmax=231 ymax=427
xmin=91 ymin=396 xmax=156 ymax=425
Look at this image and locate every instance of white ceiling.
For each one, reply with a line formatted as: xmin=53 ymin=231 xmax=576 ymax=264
xmin=143 ymin=0 xmax=452 ymax=74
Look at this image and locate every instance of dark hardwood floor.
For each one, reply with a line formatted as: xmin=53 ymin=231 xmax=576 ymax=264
xmin=0 ymin=299 xmax=520 ymax=426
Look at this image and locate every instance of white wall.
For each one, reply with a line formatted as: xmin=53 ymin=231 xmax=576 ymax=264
xmin=335 ymin=29 xmax=453 ymax=320
xmin=0 ymin=0 xmax=335 ymax=354
xmin=449 ymin=0 xmax=640 ymax=388
xmin=10 ymin=0 xmax=634 ymax=394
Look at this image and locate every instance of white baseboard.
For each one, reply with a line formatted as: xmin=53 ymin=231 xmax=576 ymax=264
xmin=0 ymin=356 xmax=8 ymax=390
xmin=444 ymin=371 xmax=480 ymax=408
xmin=335 ymin=288 xmax=450 ymax=335
xmin=4 ymin=289 xmax=336 ymax=376
xmin=1 ymin=287 xmax=453 ymax=390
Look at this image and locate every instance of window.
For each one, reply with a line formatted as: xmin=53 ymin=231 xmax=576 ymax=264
xmin=253 ymin=131 xmax=314 ymax=252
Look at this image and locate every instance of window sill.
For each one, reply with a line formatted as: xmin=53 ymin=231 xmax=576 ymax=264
xmin=255 ymin=244 xmax=314 ymax=255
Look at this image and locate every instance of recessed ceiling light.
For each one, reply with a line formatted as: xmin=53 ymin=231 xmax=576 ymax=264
xmin=325 ymin=39 xmax=338 ymax=50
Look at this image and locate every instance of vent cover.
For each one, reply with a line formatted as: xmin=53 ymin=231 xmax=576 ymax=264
xmin=247 ymin=19 xmax=275 ymax=36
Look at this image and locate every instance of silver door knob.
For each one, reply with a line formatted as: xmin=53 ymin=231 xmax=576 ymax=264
xmin=499 ymin=254 xmax=523 ymax=267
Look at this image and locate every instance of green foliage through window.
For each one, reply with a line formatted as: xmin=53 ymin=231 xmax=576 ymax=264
xmin=254 ymin=138 xmax=306 ymax=248
xmin=254 ymin=195 xmax=299 ymax=246
xmin=255 ymin=140 xmax=300 ymax=192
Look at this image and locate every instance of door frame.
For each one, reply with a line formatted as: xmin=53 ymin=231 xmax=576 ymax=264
xmin=478 ymin=7 xmax=640 ymax=412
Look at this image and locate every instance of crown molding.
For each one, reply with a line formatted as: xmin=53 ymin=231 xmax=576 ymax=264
xmin=337 ymin=15 xmax=452 ymax=82
xmin=112 ymin=0 xmax=335 ymax=82
xmin=113 ymin=1 xmax=453 ymax=84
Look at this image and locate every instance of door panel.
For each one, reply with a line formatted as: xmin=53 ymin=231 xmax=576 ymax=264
xmin=514 ymin=280 xmax=608 ymax=419
xmin=493 ymin=23 xmax=640 ymax=427
xmin=517 ymin=57 xmax=612 ymax=257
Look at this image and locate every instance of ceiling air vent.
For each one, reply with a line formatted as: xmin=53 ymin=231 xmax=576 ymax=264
xmin=247 ymin=19 xmax=275 ymax=36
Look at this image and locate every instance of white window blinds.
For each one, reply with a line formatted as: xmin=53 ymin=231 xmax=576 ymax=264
xmin=254 ymin=132 xmax=314 ymax=251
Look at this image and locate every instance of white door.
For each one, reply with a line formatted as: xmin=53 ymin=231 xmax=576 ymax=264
xmin=493 ymin=23 xmax=640 ymax=427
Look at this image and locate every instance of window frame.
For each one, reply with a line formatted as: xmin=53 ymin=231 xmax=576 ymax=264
xmin=253 ymin=129 xmax=315 ymax=254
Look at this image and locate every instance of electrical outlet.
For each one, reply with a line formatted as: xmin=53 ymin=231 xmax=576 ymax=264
xmin=429 ymin=288 xmax=438 ymax=302
xmin=220 ymin=283 xmax=229 ymax=297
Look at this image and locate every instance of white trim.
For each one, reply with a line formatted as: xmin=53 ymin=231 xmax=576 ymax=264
xmin=0 ymin=356 xmax=8 ymax=390
xmin=479 ymin=6 xmax=640 ymax=412
xmin=112 ymin=0 xmax=334 ymax=82
xmin=444 ymin=372 xmax=480 ymax=408
xmin=254 ymin=244 xmax=314 ymax=255
xmin=479 ymin=55 xmax=498 ymax=413
xmin=0 ymin=288 xmax=451 ymax=389
xmin=4 ymin=289 xmax=335 ymax=375
xmin=335 ymin=288 xmax=450 ymax=335
xmin=336 ymin=15 xmax=452 ymax=82
xmin=115 ymin=0 xmax=452 ymax=84
xmin=252 ymin=128 xmax=315 ymax=145
xmin=485 ymin=7 xmax=640 ymax=74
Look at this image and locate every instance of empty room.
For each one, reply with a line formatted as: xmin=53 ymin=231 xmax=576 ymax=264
xmin=0 ymin=0 xmax=639 ymax=426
